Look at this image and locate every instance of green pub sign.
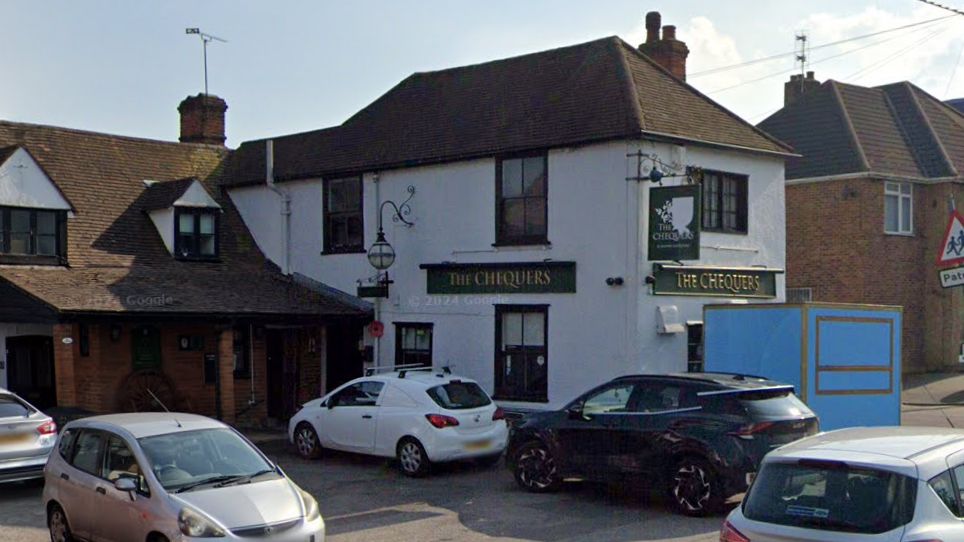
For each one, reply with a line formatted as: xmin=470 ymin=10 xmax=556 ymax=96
xmin=421 ymin=262 xmax=576 ymax=294
xmin=648 ymin=184 xmax=701 ymax=261
xmin=651 ymin=263 xmax=781 ymax=298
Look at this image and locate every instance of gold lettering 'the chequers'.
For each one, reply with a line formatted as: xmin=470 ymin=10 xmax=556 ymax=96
xmin=676 ymin=271 xmax=761 ymax=294
xmin=447 ymin=269 xmax=552 ymax=289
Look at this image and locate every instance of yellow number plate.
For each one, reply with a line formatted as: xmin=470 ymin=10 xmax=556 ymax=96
xmin=464 ymin=439 xmax=491 ymax=451
xmin=0 ymin=433 xmax=32 ymax=446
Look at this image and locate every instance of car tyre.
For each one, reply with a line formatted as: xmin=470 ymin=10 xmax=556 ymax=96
xmin=294 ymin=422 xmax=323 ymax=460
xmin=397 ymin=437 xmax=431 ymax=477
xmin=668 ymin=456 xmax=723 ymax=516
xmin=474 ymin=452 xmax=503 ymax=468
xmin=512 ymin=441 xmax=561 ymax=493
xmin=48 ymin=504 xmax=73 ymax=542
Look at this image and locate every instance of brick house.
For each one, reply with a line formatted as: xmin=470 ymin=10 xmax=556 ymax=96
xmin=759 ymin=74 xmax=964 ymax=372
xmin=0 ymin=96 xmax=370 ymax=425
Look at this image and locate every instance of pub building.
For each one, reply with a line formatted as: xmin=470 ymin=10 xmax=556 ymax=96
xmin=225 ymin=13 xmax=793 ymax=410
xmin=0 ymin=96 xmax=370 ymax=426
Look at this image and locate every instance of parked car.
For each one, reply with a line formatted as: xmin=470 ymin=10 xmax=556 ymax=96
xmin=43 ymin=412 xmax=324 ymax=542
xmin=0 ymin=387 xmax=57 ymax=483
xmin=289 ymin=368 xmax=508 ymax=476
xmin=506 ymin=373 xmax=818 ymax=516
xmin=722 ymin=426 xmax=964 ymax=541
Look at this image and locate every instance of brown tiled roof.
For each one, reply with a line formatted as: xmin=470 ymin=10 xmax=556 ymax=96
xmin=223 ymin=37 xmax=791 ymax=186
xmin=139 ymin=178 xmax=199 ymax=211
xmin=0 ymin=121 xmax=369 ymax=318
xmin=759 ymin=80 xmax=964 ymax=180
xmin=0 ymin=145 xmax=17 ymax=164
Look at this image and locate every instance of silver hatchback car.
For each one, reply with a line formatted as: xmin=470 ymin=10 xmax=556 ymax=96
xmin=43 ymin=412 xmax=325 ymax=542
xmin=0 ymin=387 xmax=57 ymax=483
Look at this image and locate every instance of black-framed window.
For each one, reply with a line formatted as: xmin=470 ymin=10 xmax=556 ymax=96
xmin=395 ymin=323 xmax=433 ymax=368
xmin=174 ymin=208 xmax=219 ymax=259
xmin=495 ymin=305 xmax=548 ymax=402
xmin=701 ymin=170 xmax=748 ymax=233
xmin=687 ymin=323 xmax=703 ymax=373
xmin=496 ymin=154 xmax=548 ymax=245
xmin=0 ymin=206 xmax=67 ymax=263
xmin=323 ymin=176 xmax=364 ymax=253
xmin=233 ymin=325 xmax=250 ymax=379
xmin=79 ymin=324 xmax=90 ymax=357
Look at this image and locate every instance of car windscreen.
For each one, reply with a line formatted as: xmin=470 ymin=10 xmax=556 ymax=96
xmin=738 ymin=389 xmax=811 ymax=419
xmin=426 ymin=382 xmax=491 ymax=410
xmin=138 ymin=428 xmax=276 ymax=492
xmin=0 ymin=394 xmax=33 ymax=417
xmin=743 ymin=460 xmax=916 ymax=534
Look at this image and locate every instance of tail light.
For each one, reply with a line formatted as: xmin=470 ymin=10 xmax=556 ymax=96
xmin=425 ymin=414 xmax=460 ymax=428
xmin=492 ymin=407 xmax=505 ymax=421
xmin=37 ymin=421 xmax=57 ymax=435
xmin=729 ymin=422 xmax=775 ymax=440
xmin=719 ymin=520 xmax=750 ymax=542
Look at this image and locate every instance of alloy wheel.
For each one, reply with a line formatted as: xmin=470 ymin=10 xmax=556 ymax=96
xmin=296 ymin=424 xmax=318 ymax=458
xmin=517 ymin=446 xmax=557 ymax=490
xmin=48 ymin=507 xmax=69 ymax=542
xmin=672 ymin=463 xmax=712 ymax=512
xmin=399 ymin=441 xmax=422 ymax=474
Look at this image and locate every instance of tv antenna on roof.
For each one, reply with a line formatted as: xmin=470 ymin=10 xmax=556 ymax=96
xmin=185 ymin=27 xmax=227 ymax=96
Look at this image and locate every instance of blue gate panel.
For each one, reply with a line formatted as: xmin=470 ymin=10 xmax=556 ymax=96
xmin=816 ymin=319 xmax=893 ymax=368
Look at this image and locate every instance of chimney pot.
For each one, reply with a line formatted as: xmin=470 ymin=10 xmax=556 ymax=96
xmin=645 ymin=11 xmax=661 ymax=43
xmin=784 ymin=71 xmax=821 ymax=107
xmin=178 ymin=94 xmax=228 ymax=146
xmin=638 ymin=13 xmax=689 ymax=81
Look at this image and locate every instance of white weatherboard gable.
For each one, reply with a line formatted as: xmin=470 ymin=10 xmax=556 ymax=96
xmin=149 ymin=208 xmax=175 ymax=254
xmin=174 ymin=180 xmax=221 ymax=209
xmin=0 ymin=148 xmax=71 ymax=210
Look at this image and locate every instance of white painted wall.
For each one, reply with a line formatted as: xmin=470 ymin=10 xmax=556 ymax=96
xmin=230 ymin=138 xmax=786 ymax=408
xmin=0 ymin=323 xmax=53 ymax=389
xmin=149 ymin=208 xmax=175 ymax=254
xmin=0 ymin=148 xmax=71 ymax=210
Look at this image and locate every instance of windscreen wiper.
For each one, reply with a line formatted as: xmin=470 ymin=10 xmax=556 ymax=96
xmin=213 ymin=469 xmax=276 ymax=488
xmin=174 ymin=475 xmax=241 ymax=494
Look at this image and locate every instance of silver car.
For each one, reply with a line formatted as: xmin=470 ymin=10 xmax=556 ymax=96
xmin=0 ymin=387 xmax=57 ymax=483
xmin=723 ymin=426 xmax=964 ymax=542
xmin=43 ymin=412 xmax=325 ymax=542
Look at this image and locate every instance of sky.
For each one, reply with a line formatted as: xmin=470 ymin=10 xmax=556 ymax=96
xmin=2 ymin=1 xmax=963 ymax=147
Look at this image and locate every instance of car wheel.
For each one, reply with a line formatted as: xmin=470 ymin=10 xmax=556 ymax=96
xmin=669 ymin=457 xmax=723 ymax=516
xmin=48 ymin=504 xmax=73 ymax=542
xmin=397 ymin=438 xmax=431 ymax=477
xmin=474 ymin=452 xmax=503 ymax=468
xmin=294 ymin=422 xmax=322 ymax=460
xmin=512 ymin=441 xmax=561 ymax=493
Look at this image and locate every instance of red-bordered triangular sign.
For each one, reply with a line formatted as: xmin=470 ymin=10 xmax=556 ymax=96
xmin=937 ymin=209 xmax=964 ymax=267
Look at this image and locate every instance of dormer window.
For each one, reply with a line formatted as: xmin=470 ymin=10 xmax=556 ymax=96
xmin=0 ymin=206 xmax=66 ymax=263
xmin=175 ymin=208 xmax=219 ymax=259
xmin=141 ymin=177 xmax=222 ymax=261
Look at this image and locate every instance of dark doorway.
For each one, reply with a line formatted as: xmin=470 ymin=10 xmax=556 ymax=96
xmin=265 ymin=330 xmax=284 ymax=419
xmin=326 ymin=322 xmax=364 ymax=392
xmin=6 ymin=335 xmax=56 ymax=409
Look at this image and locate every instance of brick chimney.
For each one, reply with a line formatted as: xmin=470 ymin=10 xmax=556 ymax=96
xmin=638 ymin=11 xmax=690 ymax=81
xmin=784 ymin=71 xmax=820 ymax=107
xmin=178 ymin=94 xmax=227 ymax=145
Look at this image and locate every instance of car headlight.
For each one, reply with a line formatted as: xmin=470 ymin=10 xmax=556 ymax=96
xmin=300 ymin=489 xmax=321 ymax=522
xmin=178 ymin=506 xmax=226 ymax=538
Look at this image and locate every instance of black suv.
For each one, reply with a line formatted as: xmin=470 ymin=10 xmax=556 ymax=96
xmin=505 ymin=373 xmax=818 ymax=516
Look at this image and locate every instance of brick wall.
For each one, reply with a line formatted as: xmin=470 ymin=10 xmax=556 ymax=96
xmin=787 ymin=178 xmax=964 ymax=372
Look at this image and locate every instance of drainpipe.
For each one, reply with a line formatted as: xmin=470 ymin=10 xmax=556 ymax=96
xmin=265 ymin=140 xmax=291 ymax=275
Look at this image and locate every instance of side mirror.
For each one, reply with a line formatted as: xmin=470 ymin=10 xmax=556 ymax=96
xmin=114 ymin=477 xmax=137 ymax=500
xmin=567 ymin=405 xmax=585 ymax=420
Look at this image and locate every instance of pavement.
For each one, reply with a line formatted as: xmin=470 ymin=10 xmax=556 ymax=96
xmin=901 ymin=372 xmax=964 ymax=428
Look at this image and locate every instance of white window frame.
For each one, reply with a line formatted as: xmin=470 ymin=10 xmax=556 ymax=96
xmin=884 ymin=181 xmax=913 ymax=235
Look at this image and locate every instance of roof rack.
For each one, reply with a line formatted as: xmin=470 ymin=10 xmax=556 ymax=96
xmin=364 ymin=364 xmax=426 ymax=377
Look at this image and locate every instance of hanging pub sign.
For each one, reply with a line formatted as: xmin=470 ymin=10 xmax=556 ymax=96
xmin=420 ymin=261 xmax=576 ymax=294
xmin=648 ymin=184 xmax=701 ymax=261
xmin=651 ymin=263 xmax=781 ymax=298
